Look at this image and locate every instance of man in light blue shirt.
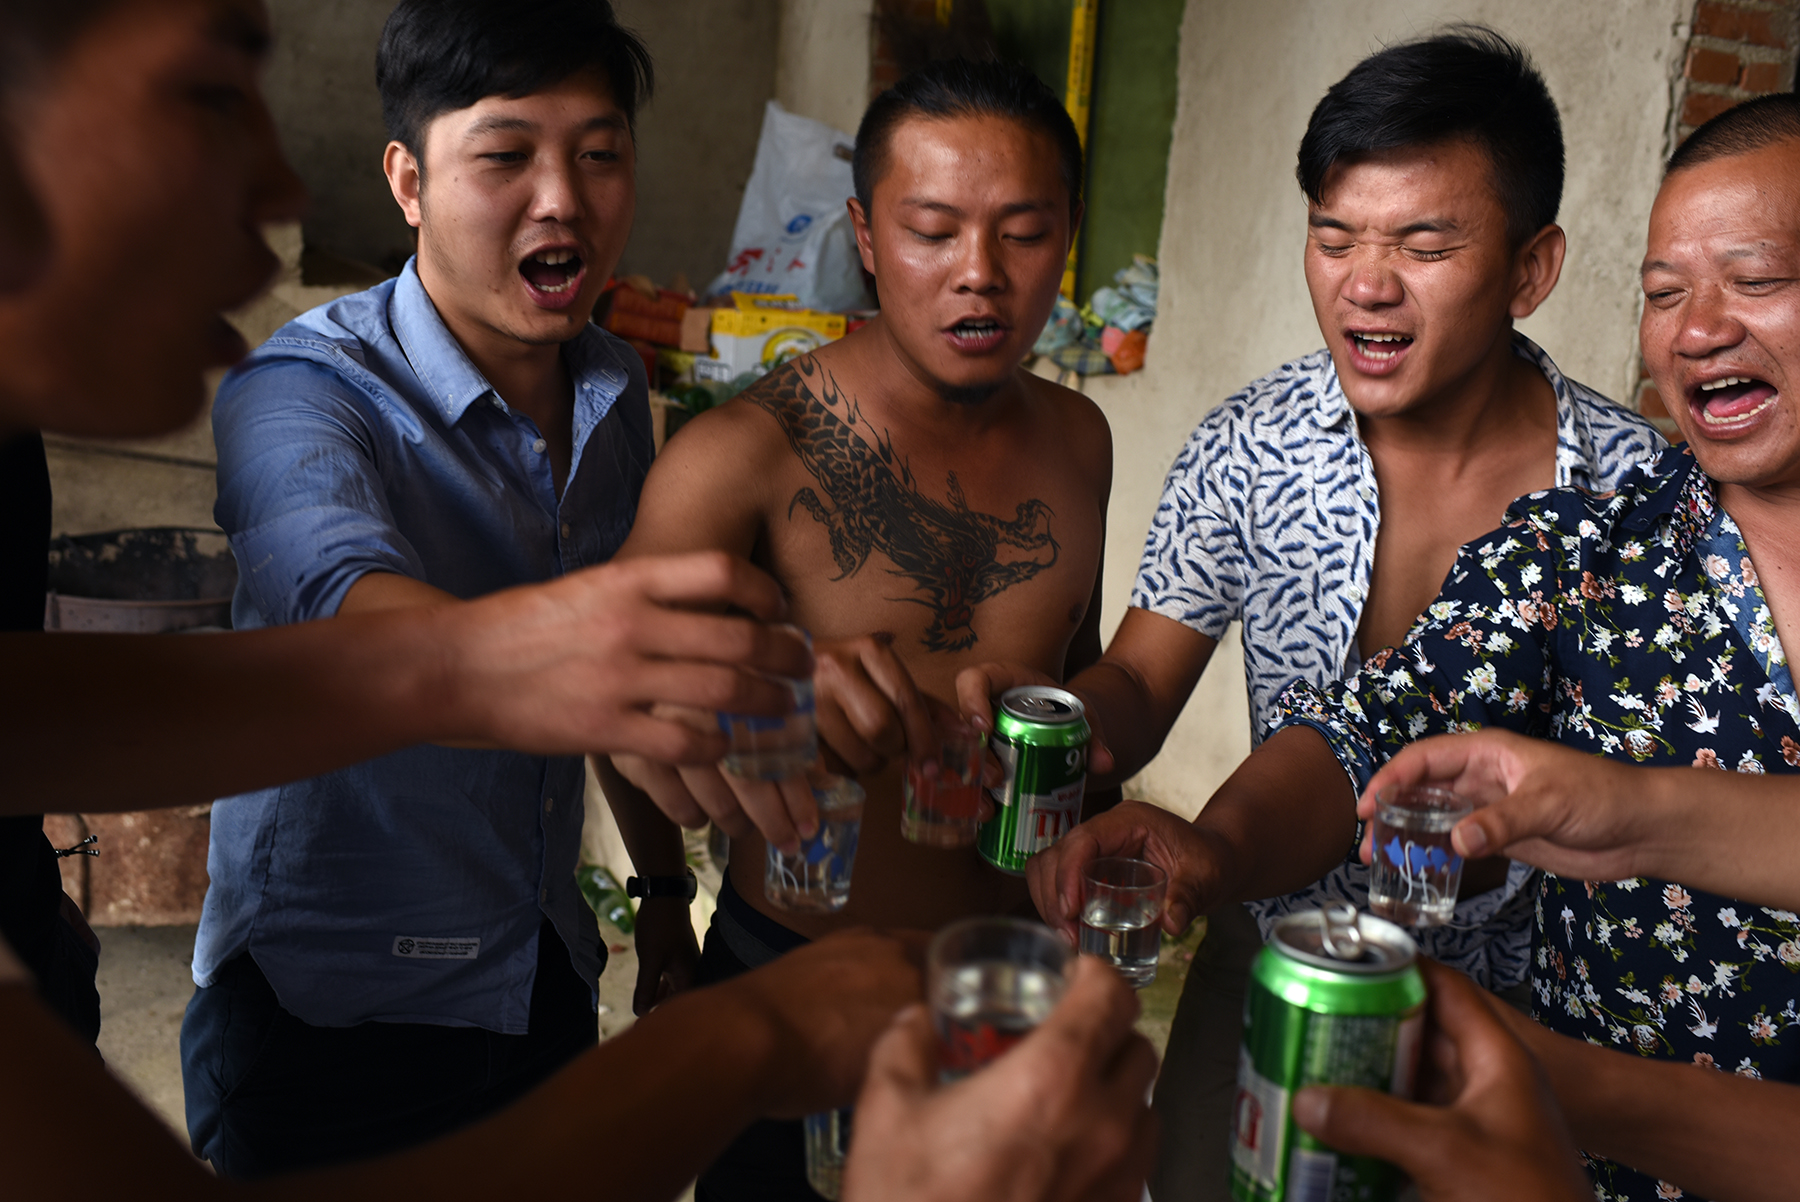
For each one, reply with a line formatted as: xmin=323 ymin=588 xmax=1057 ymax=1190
xmin=182 ymin=0 xmax=690 ymax=1177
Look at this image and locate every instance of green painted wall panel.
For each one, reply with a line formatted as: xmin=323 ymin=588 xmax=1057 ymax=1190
xmin=981 ymin=0 xmax=1182 ymax=301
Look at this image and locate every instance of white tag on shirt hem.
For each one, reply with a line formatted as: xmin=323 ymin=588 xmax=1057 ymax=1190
xmin=392 ymin=935 xmax=480 ymax=960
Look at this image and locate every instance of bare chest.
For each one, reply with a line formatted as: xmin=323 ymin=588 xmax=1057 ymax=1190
xmin=1359 ymin=440 xmax=1556 ymax=655
xmin=752 ymin=412 xmax=1101 ymax=693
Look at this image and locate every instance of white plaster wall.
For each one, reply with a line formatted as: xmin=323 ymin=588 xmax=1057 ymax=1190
xmin=777 ymin=0 xmax=875 ymax=135
xmin=1079 ymin=0 xmax=1690 ymax=818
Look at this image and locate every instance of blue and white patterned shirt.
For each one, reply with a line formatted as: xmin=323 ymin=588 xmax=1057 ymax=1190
xmin=1129 ymin=333 xmax=1665 ymax=987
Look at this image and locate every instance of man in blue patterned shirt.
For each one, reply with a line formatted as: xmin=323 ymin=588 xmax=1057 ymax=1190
xmin=961 ymin=29 xmax=1660 ymax=1199
xmin=1034 ymin=95 xmax=1800 ymax=1200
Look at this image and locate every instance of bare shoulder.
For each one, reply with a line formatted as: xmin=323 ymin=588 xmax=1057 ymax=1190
xmin=1020 ymin=368 xmax=1112 ymax=487
xmin=619 ymin=370 xmax=803 ymax=558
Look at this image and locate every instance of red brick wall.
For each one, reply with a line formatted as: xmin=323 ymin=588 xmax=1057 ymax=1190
xmin=1638 ymin=0 xmax=1800 ymax=427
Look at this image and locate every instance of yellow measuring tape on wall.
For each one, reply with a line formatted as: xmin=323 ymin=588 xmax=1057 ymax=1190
xmin=1062 ymin=0 xmax=1099 ymax=299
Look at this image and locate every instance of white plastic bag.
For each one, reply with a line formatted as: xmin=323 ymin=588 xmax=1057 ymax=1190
xmin=705 ymin=101 xmax=871 ymax=313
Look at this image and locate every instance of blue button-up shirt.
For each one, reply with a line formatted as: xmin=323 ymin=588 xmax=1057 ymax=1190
xmin=1129 ymin=334 xmax=1666 ymax=987
xmin=195 ymin=261 xmax=652 ymax=1031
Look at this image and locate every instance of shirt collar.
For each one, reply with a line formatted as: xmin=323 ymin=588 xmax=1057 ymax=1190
xmin=388 ymin=259 xmax=498 ymax=424
xmin=386 ymin=258 xmax=634 ymax=431
xmin=1310 ymin=330 xmax=1571 ymax=438
xmin=1616 ymin=445 xmax=1709 ymax=547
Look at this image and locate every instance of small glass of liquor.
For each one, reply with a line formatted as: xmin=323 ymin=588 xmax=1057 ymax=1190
xmin=718 ymin=625 xmax=817 ymax=780
xmin=927 ymin=917 xmax=1072 ymax=1083
xmin=802 ymin=1107 xmax=851 ymax=1200
xmin=764 ymin=774 xmax=864 ymax=913
xmin=1079 ymin=856 xmax=1167 ymax=988
xmin=1368 ymin=784 xmax=1474 ymax=927
xmin=900 ymin=714 xmax=987 ymax=848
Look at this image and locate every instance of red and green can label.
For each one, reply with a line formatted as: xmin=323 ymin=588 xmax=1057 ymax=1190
xmin=976 ymin=686 xmax=1089 ymax=875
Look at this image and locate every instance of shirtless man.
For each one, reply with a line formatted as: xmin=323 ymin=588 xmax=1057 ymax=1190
xmin=609 ymin=58 xmax=1111 ymax=1198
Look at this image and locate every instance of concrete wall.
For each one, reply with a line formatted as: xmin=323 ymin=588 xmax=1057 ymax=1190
xmin=1080 ymin=0 xmax=1690 ymax=818
xmin=260 ymin=0 xmax=781 ymax=284
xmin=777 ymin=0 xmax=875 ymax=134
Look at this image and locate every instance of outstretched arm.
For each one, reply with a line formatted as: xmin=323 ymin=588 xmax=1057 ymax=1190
xmin=1497 ymin=995 xmax=1800 ymax=1202
xmin=957 ymin=607 xmax=1218 ymax=788
xmin=0 ymin=552 xmax=811 ymax=815
xmin=2 ymin=928 xmax=922 ymax=1202
xmin=1024 ymin=725 xmax=1355 ymax=939
xmin=1360 ymin=729 xmax=1800 ymax=912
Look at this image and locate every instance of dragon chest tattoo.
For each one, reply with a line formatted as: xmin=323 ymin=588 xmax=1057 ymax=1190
xmin=746 ymin=359 xmax=1059 ymax=652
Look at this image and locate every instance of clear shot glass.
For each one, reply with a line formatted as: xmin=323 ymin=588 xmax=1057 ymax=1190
xmin=1368 ymin=784 xmax=1474 ymax=927
xmin=718 ymin=625 xmax=817 ymax=780
xmin=928 ymin=917 xmax=1072 ymax=1083
xmin=764 ymin=774 xmax=864 ymax=914
xmin=900 ymin=714 xmax=987 ymax=848
xmin=1079 ymin=857 xmax=1167 ymax=988
xmin=802 ymin=1107 xmax=851 ymax=1200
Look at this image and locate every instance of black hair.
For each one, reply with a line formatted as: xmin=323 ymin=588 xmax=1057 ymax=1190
xmin=853 ymin=57 xmax=1083 ymax=219
xmin=1667 ymin=92 xmax=1800 ymax=174
xmin=0 ymin=0 xmax=126 ymax=95
xmin=376 ymin=0 xmax=653 ymax=156
xmin=1296 ymin=26 xmax=1563 ymax=248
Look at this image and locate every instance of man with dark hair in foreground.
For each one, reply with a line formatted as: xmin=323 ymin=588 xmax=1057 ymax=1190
xmin=1035 ymin=91 xmax=1800 ymax=1201
xmin=959 ymin=28 xmax=1661 ymax=1198
xmin=0 ymin=3 xmax=1155 ymax=1201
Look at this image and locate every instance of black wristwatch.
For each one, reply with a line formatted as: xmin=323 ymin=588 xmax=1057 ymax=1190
xmin=626 ymin=870 xmax=698 ymax=901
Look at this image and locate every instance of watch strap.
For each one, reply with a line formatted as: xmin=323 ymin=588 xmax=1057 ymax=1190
xmin=625 ymin=870 xmax=698 ymax=901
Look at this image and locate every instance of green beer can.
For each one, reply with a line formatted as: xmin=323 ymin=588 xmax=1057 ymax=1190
xmin=1230 ymin=903 xmax=1426 ymax=1202
xmin=977 ymin=686 xmax=1089 ymax=875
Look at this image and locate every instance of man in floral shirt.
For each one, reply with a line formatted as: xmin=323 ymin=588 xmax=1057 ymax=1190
xmin=1033 ymin=95 xmax=1800 ymax=1200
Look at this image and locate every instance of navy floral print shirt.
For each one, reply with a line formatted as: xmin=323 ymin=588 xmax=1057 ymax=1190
xmin=1274 ymin=448 xmax=1800 ymax=1202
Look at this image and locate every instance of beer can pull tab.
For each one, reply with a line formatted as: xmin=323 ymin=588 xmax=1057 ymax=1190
xmin=1319 ymin=901 xmax=1366 ymax=962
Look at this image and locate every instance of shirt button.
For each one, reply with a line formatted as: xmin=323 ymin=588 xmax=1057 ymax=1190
xmin=1349 ymin=586 xmax=1364 ymax=600
xmin=544 ymin=796 xmax=555 ymax=814
xmin=559 ymin=522 xmax=572 ymax=539
xmin=540 ymin=887 xmax=549 ymax=904
xmin=531 ymin=438 xmax=547 ymax=454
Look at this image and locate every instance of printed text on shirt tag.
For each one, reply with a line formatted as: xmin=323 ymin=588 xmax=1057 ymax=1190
xmin=391 ymin=935 xmax=481 ymax=960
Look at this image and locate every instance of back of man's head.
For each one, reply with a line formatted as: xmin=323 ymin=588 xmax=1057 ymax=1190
xmin=853 ymin=57 xmax=1084 ymax=220
xmin=1666 ymin=92 xmax=1800 ymax=175
xmin=377 ymin=0 xmax=653 ymax=158
xmin=1297 ymin=26 xmax=1563 ymax=248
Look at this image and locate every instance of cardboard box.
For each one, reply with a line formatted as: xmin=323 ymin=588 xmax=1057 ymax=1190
xmin=706 ymin=292 xmax=846 ymax=377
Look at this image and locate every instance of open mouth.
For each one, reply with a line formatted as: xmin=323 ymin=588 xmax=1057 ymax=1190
xmin=945 ymin=317 xmax=1008 ymax=353
xmin=1346 ymin=330 xmax=1413 ymax=372
xmin=1691 ymin=374 xmax=1778 ymax=430
xmin=519 ymin=248 xmax=585 ymax=303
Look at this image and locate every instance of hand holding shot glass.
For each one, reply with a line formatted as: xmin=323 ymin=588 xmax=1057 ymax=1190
xmin=717 ymin=624 xmax=818 ymax=780
xmin=1079 ymin=857 xmax=1166 ymax=987
xmin=901 ymin=713 xmax=987 ymax=848
xmin=764 ymin=773 xmax=864 ymax=913
xmin=1368 ymin=784 xmax=1474 ymax=927
xmin=928 ymin=917 xmax=1072 ymax=1081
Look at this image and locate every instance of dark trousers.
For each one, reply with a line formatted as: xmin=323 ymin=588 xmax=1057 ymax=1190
xmin=694 ymin=878 xmax=822 ymax=1202
xmin=181 ymin=921 xmax=596 ymax=1179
